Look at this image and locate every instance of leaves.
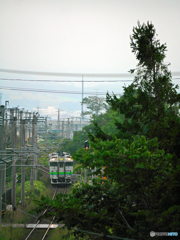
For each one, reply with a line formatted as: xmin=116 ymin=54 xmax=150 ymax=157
xmin=31 ymin=22 xmax=180 ymax=239
xmin=16 ymin=180 xmax=46 ymax=205
xmin=81 ymin=96 xmax=107 ymax=116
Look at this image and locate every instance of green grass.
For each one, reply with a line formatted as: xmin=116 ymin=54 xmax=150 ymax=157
xmin=0 ymin=226 xmax=28 ymax=240
xmin=2 ymin=181 xmax=51 ymax=224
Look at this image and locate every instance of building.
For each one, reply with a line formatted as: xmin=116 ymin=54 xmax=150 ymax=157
xmin=39 ymin=117 xmax=90 ymax=139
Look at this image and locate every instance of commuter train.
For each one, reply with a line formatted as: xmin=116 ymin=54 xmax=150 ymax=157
xmin=49 ymin=152 xmax=73 ymax=187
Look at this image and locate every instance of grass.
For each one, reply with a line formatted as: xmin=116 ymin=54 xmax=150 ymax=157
xmin=2 ymin=181 xmax=51 ymax=225
xmin=0 ymin=226 xmax=28 ymax=240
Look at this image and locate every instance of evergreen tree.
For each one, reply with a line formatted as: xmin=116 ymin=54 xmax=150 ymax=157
xmin=107 ymin=21 xmax=180 ymax=157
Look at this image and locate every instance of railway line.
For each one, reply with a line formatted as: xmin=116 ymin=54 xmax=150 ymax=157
xmin=24 ymin=187 xmax=58 ymax=240
xmin=23 ymin=151 xmax=73 ymax=239
xmin=38 ymin=165 xmax=49 ymax=175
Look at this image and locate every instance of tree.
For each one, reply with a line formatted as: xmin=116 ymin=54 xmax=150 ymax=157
xmin=60 ymin=104 xmax=124 ymax=155
xmin=81 ymin=96 xmax=108 ymax=117
xmin=130 ymin=21 xmax=166 ymax=73
xmin=31 ymin=22 xmax=180 ymax=239
xmin=32 ymin=136 xmax=178 ymax=239
xmin=107 ymin=21 xmax=180 ymax=156
xmin=60 ymin=130 xmax=88 ymax=155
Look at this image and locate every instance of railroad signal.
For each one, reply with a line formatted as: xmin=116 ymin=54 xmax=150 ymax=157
xmin=84 ymin=140 xmax=89 ymax=149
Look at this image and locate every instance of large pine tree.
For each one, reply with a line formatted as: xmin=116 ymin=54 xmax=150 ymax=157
xmin=107 ymin=21 xmax=180 ymax=158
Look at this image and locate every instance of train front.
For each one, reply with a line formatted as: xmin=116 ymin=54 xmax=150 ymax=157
xmin=64 ymin=156 xmax=73 ymax=183
xmin=49 ymin=153 xmax=59 ymax=184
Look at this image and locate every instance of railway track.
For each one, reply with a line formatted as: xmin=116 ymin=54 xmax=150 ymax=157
xmin=24 ymin=187 xmax=58 ymax=240
xmin=39 ymin=165 xmax=49 ymax=175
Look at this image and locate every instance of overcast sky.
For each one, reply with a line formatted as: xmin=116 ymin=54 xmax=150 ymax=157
xmin=0 ymin=0 xmax=180 ymax=119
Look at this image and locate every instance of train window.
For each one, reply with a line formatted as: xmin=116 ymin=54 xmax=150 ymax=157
xmin=50 ymin=162 xmax=58 ymax=166
xmin=59 ymin=162 xmax=64 ymax=168
xmin=65 ymin=162 xmax=73 ymax=166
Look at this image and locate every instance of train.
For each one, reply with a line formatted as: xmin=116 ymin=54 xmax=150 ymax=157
xmin=49 ymin=151 xmax=74 ymax=187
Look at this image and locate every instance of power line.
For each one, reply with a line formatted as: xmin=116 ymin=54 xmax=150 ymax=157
xmin=0 ymin=78 xmax=133 ymax=82
xmin=0 ymin=68 xmax=180 ymax=77
xmin=0 ymin=86 xmax=121 ymax=95
xmin=0 ymin=69 xmax=134 ymax=77
xmin=0 ymin=78 xmax=180 ymax=83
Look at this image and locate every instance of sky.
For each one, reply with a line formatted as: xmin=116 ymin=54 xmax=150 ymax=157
xmin=0 ymin=0 xmax=180 ymax=119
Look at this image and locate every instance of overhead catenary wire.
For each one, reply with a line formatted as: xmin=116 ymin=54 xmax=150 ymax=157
xmin=0 ymin=78 xmax=133 ymax=82
xmin=0 ymin=77 xmax=180 ymax=82
xmin=0 ymin=68 xmax=180 ymax=77
xmin=0 ymin=68 xmax=135 ymax=77
xmin=0 ymin=86 xmax=122 ymax=95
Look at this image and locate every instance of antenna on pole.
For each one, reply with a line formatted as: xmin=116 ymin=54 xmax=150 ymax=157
xmin=0 ymin=93 xmax=2 ymax=106
xmin=81 ymin=75 xmax=84 ymax=121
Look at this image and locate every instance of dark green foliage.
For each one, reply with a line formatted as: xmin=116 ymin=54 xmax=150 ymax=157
xmin=60 ymin=130 xmax=88 ymax=155
xmin=61 ymin=107 xmax=124 ymax=155
xmin=107 ymin=21 xmax=180 ymax=157
xmin=130 ymin=21 xmax=166 ymax=70
xmin=31 ymin=136 xmax=180 ymax=239
xmin=31 ymin=22 xmax=180 ymax=239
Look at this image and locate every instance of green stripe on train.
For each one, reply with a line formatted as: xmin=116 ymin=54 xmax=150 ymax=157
xmin=50 ymin=172 xmax=74 ymax=175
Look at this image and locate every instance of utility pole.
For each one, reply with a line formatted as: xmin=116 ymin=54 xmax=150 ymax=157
xmin=3 ymin=102 xmax=8 ymax=204
xmin=0 ymin=106 xmax=5 ymax=194
xmin=0 ymin=105 xmax=5 ymax=226
xmin=30 ymin=113 xmax=34 ymax=189
xmin=0 ymin=93 xmax=2 ymax=106
xmin=14 ymin=108 xmax=18 ymax=146
xmin=34 ymin=114 xmax=38 ymax=181
xmin=4 ymin=103 xmax=8 ymax=152
xmin=57 ymin=109 xmax=61 ymax=137
xmin=71 ymin=119 xmax=73 ymax=139
xmin=45 ymin=116 xmax=47 ymax=140
xmin=62 ymin=120 xmax=64 ymax=140
xmin=66 ymin=118 xmax=70 ymax=139
xmin=25 ymin=111 xmax=28 ymax=143
xmin=31 ymin=114 xmax=35 ymax=188
xmin=20 ymin=111 xmax=25 ymax=206
xmin=10 ymin=109 xmax=14 ymax=148
xmin=11 ymin=108 xmax=17 ymax=211
xmin=28 ymin=112 xmax=31 ymax=144
xmin=31 ymin=113 xmax=37 ymax=188
xmin=81 ymin=75 xmax=84 ymax=121
xmin=0 ymin=164 xmax=3 ymax=226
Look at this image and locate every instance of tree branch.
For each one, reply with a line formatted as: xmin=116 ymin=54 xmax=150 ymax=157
xmin=118 ymin=210 xmax=134 ymax=231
